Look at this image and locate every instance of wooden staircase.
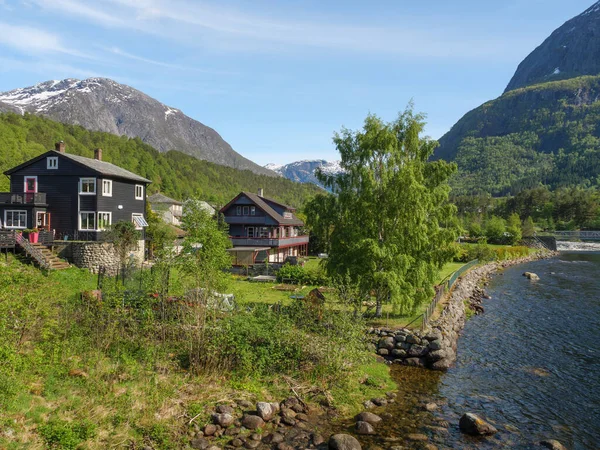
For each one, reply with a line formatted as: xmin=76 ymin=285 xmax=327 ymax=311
xmin=15 ymin=234 xmax=70 ymax=270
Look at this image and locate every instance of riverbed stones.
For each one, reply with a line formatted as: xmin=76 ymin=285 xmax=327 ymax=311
xmin=241 ymin=414 xmax=265 ymax=430
xmin=355 ymin=412 xmax=382 ymax=425
xmin=231 ymin=438 xmax=243 ymax=447
xmin=459 ymin=413 xmax=498 ymax=436
xmin=329 ymin=433 xmax=362 ymax=450
xmin=540 ymin=440 xmax=567 ymax=450
xmin=355 ymin=421 xmax=375 ymax=435
xmin=312 ymin=433 xmax=325 ymax=446
xmin=212 ymin=413 xmax=234 ymax=427
xmin=523 ymin=272 xmax=540 ymax=281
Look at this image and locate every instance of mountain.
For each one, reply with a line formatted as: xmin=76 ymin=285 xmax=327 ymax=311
xmin=0 ymin=112 xmax=321 ymax=207
xmin=505 ymin=1 xmax=600 ymax=92
xmin=436 ymin=1 xmax=600 ymax=196
xmin=264 ymin=160 xmax=342 ymax=188
xmin=0 ymin=78 xmax=276 ymax=177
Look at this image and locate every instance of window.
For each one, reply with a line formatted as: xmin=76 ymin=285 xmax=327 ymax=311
xmin=243 ymin=206 xmax=249 ymax=216
xmin=102 ymin=179 xmax=112 ymax=197
xmin=250 ymin=206 xmax=256 ymax=216
xmin=283 ymin=211 xmax=293 ymax=219
xmin=79 ymin=178 xmax=96 ymax=194
xmin=132 ymin=213 xmax=147 ymax=230
xmin=4 ymin=210 xmax=27 ymax=229
xmin=47 ymin=157 xmax=58 ymax=169
xmin=97 ymin=212 xmax=112 ymax=230
xmin=259 ymin=227 xmax=268 ymax=238
xmin=247 ymin=227 xmax=255 ymax=238
xmin=79 ymin=212 xmax=96 ymax=230
xmin=236 ymin=206 xmax=242 ymax=216
xmin=135 ymin=184 xmax=144 ymax=200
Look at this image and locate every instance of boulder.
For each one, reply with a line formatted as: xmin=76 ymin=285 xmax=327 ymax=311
xmin=406 ymin=334 xmax=421 ymax=345
xmin=394 ymin=334 xmax=407 ymax=343
xmin=428 ymin=340 xmax=442 ymax=351
xmin=523 ymin=272 xmax=540 ymax=281
xmin=241 ymin=414 xmax=265 ymax=430
xmin=540 ymin=440 xmax=567 ymax=450
xmin=355 ymin=421 xmax=376 ymax=435
xmin=378 ymin=336 xmax=395 ymax=350
xmin=212 ymin=413 xmax=234 ymax=427
xmin=459 ymin=413 xmax=498 ymax=436
xmin=377 ymin=348 xmax=390 ymax=356
xmin=408 ymin=345 xmax=429 ymax=357
xmin=216 ymin=404 xmax=235 ymax=414
xmin=312 ymin=433 xmax=325 ymax=446
xmin=391 ymin=348 xmax=407 ymax=358
xmin=329 ymin=433 xmax=362 ymax=450
xmin=355 ymin=412 xmax=382 ymax=425
xmin=256 ymin=402 xmax=275 ymax=421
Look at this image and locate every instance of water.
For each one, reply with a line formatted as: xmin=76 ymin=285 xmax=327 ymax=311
xmin=344 ymin=252 xmax=600 ymax=449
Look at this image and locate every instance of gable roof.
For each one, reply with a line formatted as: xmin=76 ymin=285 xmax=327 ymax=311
xmin=5 ymin=150 xmax=151 ymax=184
xmin=220 ymin=191 xmax=304 ymax=226
xmin=148 ymin=193 xmax=183 ymax=205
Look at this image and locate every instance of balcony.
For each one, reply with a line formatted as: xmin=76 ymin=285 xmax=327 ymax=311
xmin=0 ymin=192 xmax=47 ymax=205
xmin=230 ymin=235 xmax=309 ymax=248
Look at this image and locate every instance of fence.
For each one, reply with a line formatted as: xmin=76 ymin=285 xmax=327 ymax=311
xmin=418 ymin=259 xmax=479 ymax=331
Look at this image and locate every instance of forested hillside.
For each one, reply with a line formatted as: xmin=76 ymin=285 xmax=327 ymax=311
xmin=0 ymin=113 xmax=321 ymax=207
xmin=439 ymin=75 xmax=600 ymax=196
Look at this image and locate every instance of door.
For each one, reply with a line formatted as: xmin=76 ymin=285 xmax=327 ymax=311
xmin=37 ymin=212 xmax=51 ymax=231
xmin=24 ymin=176 xmax=37 ymax=203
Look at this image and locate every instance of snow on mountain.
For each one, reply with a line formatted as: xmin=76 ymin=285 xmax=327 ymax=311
xmin=0 ymin=78 xmax=277 ymax=176
xmin=264 ymin=159 xmax=342 ymax=189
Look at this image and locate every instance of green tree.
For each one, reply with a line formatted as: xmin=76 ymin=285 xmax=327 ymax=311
xmin=484 ymin=216 xmax=506 ymax=244
xmin=522 ymin=216 xmax=536 ymax=237
xmin=506 ymin=213 xmax=522 ymax=244
xmin=310 ymin=105 xmax=459 ymax=316
xmin=106 ymin=220 xmax=140 ymax=270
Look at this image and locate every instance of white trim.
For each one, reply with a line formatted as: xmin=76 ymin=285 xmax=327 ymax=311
xmin=97 ymin=211 xmax=112 ymax=230
xmin=135 ymin=184 xmax=144 ymax=200
xmin=79 ymin=177 xmax=96 ymax=195
xmin=24 ymin=176 xmax=38 ymax=193
xmin=79 ymin=211 xmax=96 ymax=231
xmin=47 ymin=156 xmax=58 ymax=170
xmin=132 ymin=213 xmax=144 ymax=230
xmin=4 ymin=210 xmax=27 ymax=229
xmin=101 ymin=179 xmax=113 ymax=197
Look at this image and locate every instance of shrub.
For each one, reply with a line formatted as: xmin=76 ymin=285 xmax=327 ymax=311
xmin=38 ymin=419 xmax=96 ymax=450
xmin=276 ymin=263 xmax=328 ymax=285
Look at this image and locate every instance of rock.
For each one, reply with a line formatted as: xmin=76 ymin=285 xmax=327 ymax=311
xmin=377 ymin=348 xmax=390 ymax=356
xmin=280 ymin=408 xmax=296 ymax=419
xmin=241 ymin=415 xmax=265 ymax=430
xmin=394 ymin=334 xmax=407 ymax=343
xmin=391 ymin=348 xmax=407 ymax=358
xmin=404 ymin=357 xmax=426 ymax=367
xmin=372 ymin=398 xmax=388 ymax=406
xmin=244 ymin=440 xmax=260 ymax=449
xmin=523 ymin=272 xmax=540 ymax=281
xmin=270 ymin=402 xmax=281 ymax=413
xmin=355 ymin=421 xmax=376 ymax=435
xmin=256 ymin=402 xmax=275 ymax=421
xmin=408 ymin=345 xmax=429 ymax=357
xmin=216 ymin=404 xmax=235 ymax=414
xmin=540 ymin=440 xmax=567 ymax=450
xmin=428 ymin=340 xmax=442 ymax=351
xmin=385 ymin=392 xmax=397 ymax=399
xmin=312 ymin=433 xmax=325 ymax=446
xmin=190 ymin=437 xmax=210 ymax=449
xmin=224 ymin=427 xmax=240 ymax=436
xmin=277 ymin=444 xmax=294 ymax=450
xmin=406 ymin=334 xmax=421 ymax=345
xmin=231 ymin=438 xmax=243 ymax=447
xmin=430 ymin=359 xmax=452 ymax=371
xmin=406 ymin=433 xmax=429 ymax=441
xmin=355 ymin=412 xmax=382 ymax=425
xmin=378 ymin=336 xmax=395 ymax=350
xmin=212 ymin=413 xmax=234 ymax=428
xmin=459 ymin=413 xmax=498 ymax=436
xmin=363 ymin=400 xmax=375 ymax=409
xmin=281 ymin=416 xmax=296 ymax=426
xmin=236 ymin=399 xmax=254 ymax=409
xmin=329 ymin=434 xmax=362 ymax=450
xmin=424 ymin=402 xmax=438 ymax=412
xmin=268 ymin=432 xmax=285 ymax=444
xmin=204 ymin=424 xmax=217 ymax=436
xmin=291 ymin=403 xmax=305 ymax=413
xmin=250 ymin=433 xmax=261 ymax=441
xmin=296 ymin=413 xmax=309 ymax=422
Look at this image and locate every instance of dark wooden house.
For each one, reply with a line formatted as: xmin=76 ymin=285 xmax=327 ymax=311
xmin=220 ymin=189 xmax=309 ymax=265
xmin=0 ymin=142 xmax=150 ymax=240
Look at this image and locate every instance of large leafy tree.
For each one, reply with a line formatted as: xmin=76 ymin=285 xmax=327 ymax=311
xmin=308 ymin=105 xmax=459 ymax=316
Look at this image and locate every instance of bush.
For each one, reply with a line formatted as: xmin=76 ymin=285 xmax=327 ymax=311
xmin=276 ymin=263 xmax=329 ymax=285
xmin=39 ymin=419 xmax=96 ymax=449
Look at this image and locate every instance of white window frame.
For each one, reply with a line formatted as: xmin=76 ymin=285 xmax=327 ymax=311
xmin=236 ymin=206 xmax=242 ymax=216
xmin=4 ymin=210 xmax=27 ymax=229
xmin=47 ymin=157 xmax=58 ymax=170
xmin=243 ymin=206 xmax=249 ymax=216
xmin=135 ymin=184 xmax=144 ymax=200
xmin=250 ymin=206 xmax=256 ymax=216
xmin=132 ymin=213 xmax=144 ymax=230
xmin=97 ymin=212 xmax=112 ymax=230
xmin=79 ymin=178 xmax=96 ymax=195
xmin=102 ymin=179 xmax=112 ymax=197
xmin=259 ymin=227 xmax=268 ymax=238
xmin=79 ymin=211 xmax=96 ymax=231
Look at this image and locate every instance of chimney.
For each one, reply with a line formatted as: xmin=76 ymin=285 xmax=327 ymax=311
xmin=55 ymin=141 xmax=66 ymax=153
xmin=258 ymin=188 xmax=264 ymax=197
xmin=94 ymin=148 xmax=103 ymax=161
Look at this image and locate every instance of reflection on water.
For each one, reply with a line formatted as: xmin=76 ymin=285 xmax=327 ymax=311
xmin=341 ymin=253 xmax=600 ymax=449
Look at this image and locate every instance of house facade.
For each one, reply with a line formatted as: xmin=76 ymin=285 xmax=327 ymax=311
xmin=0 ymin=142 xmax=150 ymax=241
xmin=220 ymin=189 xmax=309 ymax=265
xmin=148 ymin=193 xmax=184 ymax=226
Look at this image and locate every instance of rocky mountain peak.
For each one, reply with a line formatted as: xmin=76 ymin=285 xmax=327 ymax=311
xmin=0 ymin=78 xmax=276 ymax=176
xmin=505 ymin=1 xmax=600 ymax=92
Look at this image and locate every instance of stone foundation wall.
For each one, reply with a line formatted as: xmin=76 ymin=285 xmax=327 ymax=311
xmin=70 ymin=240 xmax=145 ymax=276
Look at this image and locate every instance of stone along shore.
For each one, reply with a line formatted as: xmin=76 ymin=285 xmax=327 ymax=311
xmin=372 ymin=252 xmax=557 ymax=371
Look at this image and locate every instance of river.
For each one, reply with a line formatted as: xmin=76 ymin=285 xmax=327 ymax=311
xmin=345 ymin=252 xmax=600 ymax=449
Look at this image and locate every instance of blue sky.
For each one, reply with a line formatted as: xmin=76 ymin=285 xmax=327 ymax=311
xmin=0 ymin=0 xmax=595 ymax=165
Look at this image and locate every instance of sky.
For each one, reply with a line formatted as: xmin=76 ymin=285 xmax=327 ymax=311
xmin=0 ymin=0 xmax=595 ymax=166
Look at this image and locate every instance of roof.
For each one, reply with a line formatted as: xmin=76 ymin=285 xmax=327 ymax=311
xmin=5 ymin=150 xmax=151 ymax=184
xmin=220 ymin=191 xmax=304 ymax=226
xmin=148 ymin=193 xmax=183 ymax=205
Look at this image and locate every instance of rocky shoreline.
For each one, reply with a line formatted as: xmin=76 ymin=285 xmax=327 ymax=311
xmin=372 ymin=251 xmax=558 ymax=371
